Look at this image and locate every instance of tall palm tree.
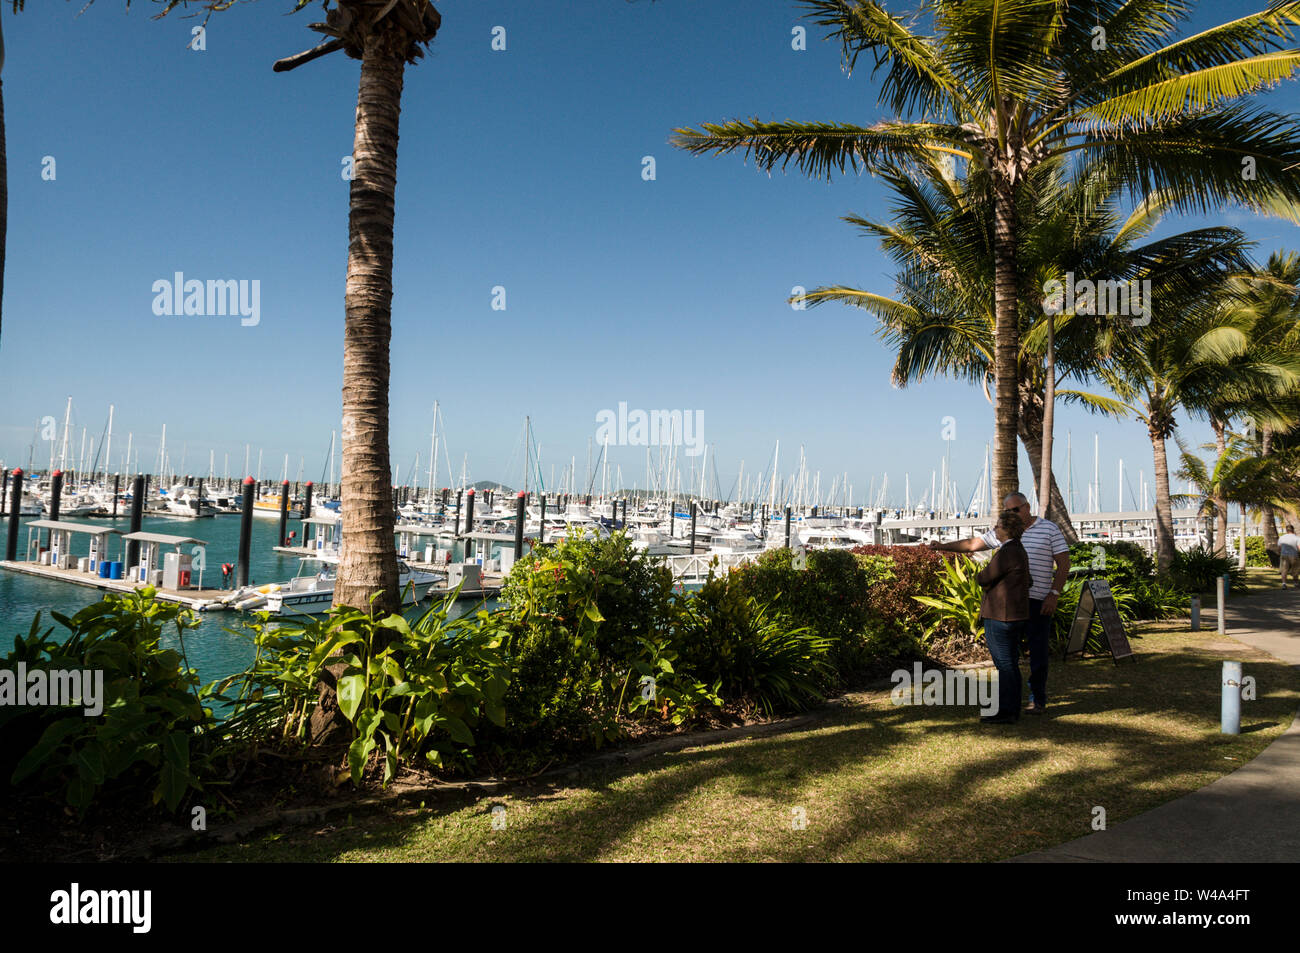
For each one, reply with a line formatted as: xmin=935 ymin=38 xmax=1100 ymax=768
xmin=0 ymin=4 xmax=14 ymax=350
xmin=277 ymin=0 xmax=441 ymax=613
xmin=672 ymin=0 xmax=1300 ymax=504
xmin=1176 ymin=434 xmax=1300 ymax=562
xmin=161 ymin=0 xmax=441 ymax=613
xmin=1100 ymin=267 xmax=1300 ymax=574
xmin=1226 ymin=253 xmax=1300 ymax=552
xmin=797 ymin=150 xmax=1247 ymax=541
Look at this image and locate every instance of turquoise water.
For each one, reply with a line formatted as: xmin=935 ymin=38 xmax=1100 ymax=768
xmin=0 ymin=513 xmax=495 ymax=688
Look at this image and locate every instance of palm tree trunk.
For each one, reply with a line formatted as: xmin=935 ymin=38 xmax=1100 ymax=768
xmin=1261 ymin=427 xmax=1279 ymax=557
xmin=1038 ymin=312 xmax=1056 ymax=518
xmin=0 ymin=10 xmax=8 ymax=348
xmin=1150 ymin=424 xmax=1175 ymax=577
xmin=1211 ymin=418 xmax=1228 ymax=558
xmin=1017 ymin=390 xmax=1078 ymax=543
xmin=991 ymin=180 xmax=1020 ymax=503
xmin=334 ymin=34 xmax=404 ymax=614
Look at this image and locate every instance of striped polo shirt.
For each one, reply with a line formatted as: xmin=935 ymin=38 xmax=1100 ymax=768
xmin=982 ymin=518 xmax=1068 ymax=600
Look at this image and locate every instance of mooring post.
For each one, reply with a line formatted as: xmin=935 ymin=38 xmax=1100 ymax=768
xmin=1222 ymin=660 xmax=1242 ymax=735
xmin=514 ymin=491 xmax=526 ymax=564
xmin=112 ymin=474 xmax=120 ymax=517
xmin=126 ymin=475 xmax=144 ymax=569
xmin=47 ymin=470 xmax=63 ymax=550
xmin=539 ymin=494 xmax=547 ymax=544
xmin=785 ymin=506 xmax=792 ymax=548
xmin=5 ymin=470 xmax=23 ymax=561
xmin=690 ymin=500 xmax=697 ymax=555
xmin=278 ymin=480 xmax=290 ymax=546
xmin=302 ymin=482 xmax=313 ymax=547
xmin=464 ymin=488 xmax=475 ymax=537
xmin=237 ymin=477 xmax=255 ymax=588
xmin=455 ymin=489 xmax=463 ymax=535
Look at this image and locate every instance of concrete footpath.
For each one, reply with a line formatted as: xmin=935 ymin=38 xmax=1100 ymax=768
xmin=1010 ymin=586 xmax=1300 ymax=862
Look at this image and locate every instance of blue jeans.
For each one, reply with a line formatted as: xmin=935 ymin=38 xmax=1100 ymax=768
xmin=982 ymin=618 xmax=1023 ymax=718
xmin=1025 ymin=599 xmax=1052 ymax=708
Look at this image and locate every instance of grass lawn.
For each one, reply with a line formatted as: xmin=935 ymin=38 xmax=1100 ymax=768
xmin=176 ymin=607 xmax=1299 ymax=863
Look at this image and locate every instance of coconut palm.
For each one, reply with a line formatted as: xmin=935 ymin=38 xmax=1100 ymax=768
xmin=160 ymin=0 xmax=441 ymax=613
xmin=1222 ymin=253 xmax=1300 ymax=552
xmin=0 ymin=4 xmax=14 ymax=349
xmin=797 ymin=149 xmax=1252 ymax=541
xmin=1176 ymin=434 xmax=1300 ymax=564
xmin=672 ymin=0 xmax=1300 ymax=504
xmin=1099 ymin=268 xmax=1300 ymax=574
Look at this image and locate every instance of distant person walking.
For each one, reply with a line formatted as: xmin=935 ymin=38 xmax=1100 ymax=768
xmin=1279 ymin=524 xmax=1299 ymax=589
xmin=930 ymin=492 xmax=1070 ymax=714
xmin=975 ymin=509 xmax=1030 ymax=724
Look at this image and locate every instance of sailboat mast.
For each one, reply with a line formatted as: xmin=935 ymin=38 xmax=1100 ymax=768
xmin=104 ymin=405 xmax=114 ymax=480
xmin=59 ymin=397 xmax=73 ymax=472
xmin=434 ymin=400 xmax=444 ymax=504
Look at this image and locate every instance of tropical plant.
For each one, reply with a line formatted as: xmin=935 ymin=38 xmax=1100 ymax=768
xmin=673 ymin=0 xmax=1300 ymax=504
xmin=2 ymin=590 xmax=214 ymax=816
xmin=674 ymin=572 xmax=834 ymax=715
xmin=850 ymin=543 xmax=951 ymax=641
xmin=729 ymin=546 xmax=873 ymax=676
xmin=911 ymin=555 xmax=984 ymax=644
xmin=1170 ymin=543 xmax=1244 ymax=594
xmin=220 ymin=594 xmax=510 ymax=785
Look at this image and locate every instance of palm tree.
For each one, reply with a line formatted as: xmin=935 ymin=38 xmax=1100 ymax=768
xmin=160 ymin=0 xmax=441 ymax=613
xmin=1176 ymin=434 xmax=1300 ymax=564
xmin=1100 ymin=267 xmax=1300 ymax=575
xmin=796 ymin=150 xmax=1249 ymax=541
xmin=0 ymin=4 xmax=14 ymax=349
xmin=672 ymin=0 xmax=1300 ymax=504
xmin=1225 ymin=253 xmax=1300 ymax=553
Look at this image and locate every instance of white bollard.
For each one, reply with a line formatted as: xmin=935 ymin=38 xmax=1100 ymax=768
xmin=1222 ymin=661 xmax=1242 ymax=735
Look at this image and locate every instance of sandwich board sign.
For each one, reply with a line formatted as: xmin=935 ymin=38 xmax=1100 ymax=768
xmin=1064 ymin=577 xmax=1136 ymax=663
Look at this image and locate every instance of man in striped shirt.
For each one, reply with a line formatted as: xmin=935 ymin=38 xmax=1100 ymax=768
xmin=930 ymin=492 xmax=1070 ymax=714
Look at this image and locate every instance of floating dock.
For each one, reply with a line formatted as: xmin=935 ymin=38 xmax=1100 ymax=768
xmin=0 ymin=559 xmax=232 ymax=611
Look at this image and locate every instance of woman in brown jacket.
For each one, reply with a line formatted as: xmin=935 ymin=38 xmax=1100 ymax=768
xmin=976 ymin=510 xmax=1030 ymax=724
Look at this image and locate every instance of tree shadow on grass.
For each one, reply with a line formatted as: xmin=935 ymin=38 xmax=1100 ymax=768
xmin=183 ymin=639 xmax=1298 ymax=863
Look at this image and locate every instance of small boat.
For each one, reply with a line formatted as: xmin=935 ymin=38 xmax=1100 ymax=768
xmin=222 ymin=556 xmax=441 ymax=616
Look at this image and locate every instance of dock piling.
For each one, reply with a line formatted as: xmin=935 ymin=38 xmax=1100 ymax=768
xmin=278 ymin=480 xmax=289 ymax=546
xmin=237 ymin=477 xmax=255 ymax=587
xmin=126 ymin=475 xmax=144 ymax=569
xmin=302 ymin=482 xmax=313 ymax=546
xmin=514 ymin=491 xmax=526 ymax=565
xmin=5 ymin=469 xmax=23 ymax=561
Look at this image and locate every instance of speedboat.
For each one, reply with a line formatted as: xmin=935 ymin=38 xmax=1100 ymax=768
xmin=222 ymin=557 xmax=441 ymax=616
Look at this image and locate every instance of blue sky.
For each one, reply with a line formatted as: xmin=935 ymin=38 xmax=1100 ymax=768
xmin=1 ymin=0 xmax=1297 ymax=510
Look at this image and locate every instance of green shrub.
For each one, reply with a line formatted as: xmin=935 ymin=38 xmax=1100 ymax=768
xmin=222 ymin=595 xmax=511 ymax=784
xmin=674 ymin=571 xmax=833 ymax=714
xmin=728 ymin=547 xmax=872 ymax=679
xmin=849 ymin=545 xmax=950 ymax=645
xmin=493 ymin=530 xmax=718 ymax=760
xmin=1068 ymin=541 xmax=1154 ymax=589
xmin=1171 ymin=545 xmax=1244 ymax=594
xmin=1 ymin=589 xmax=214 ymax=816
xmin=1245 ymin=536 xmax=1273 ymax=568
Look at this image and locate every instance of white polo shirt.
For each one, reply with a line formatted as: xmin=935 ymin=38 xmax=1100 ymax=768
xmin=982 ymin=518 xmax=1069 ymax=601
